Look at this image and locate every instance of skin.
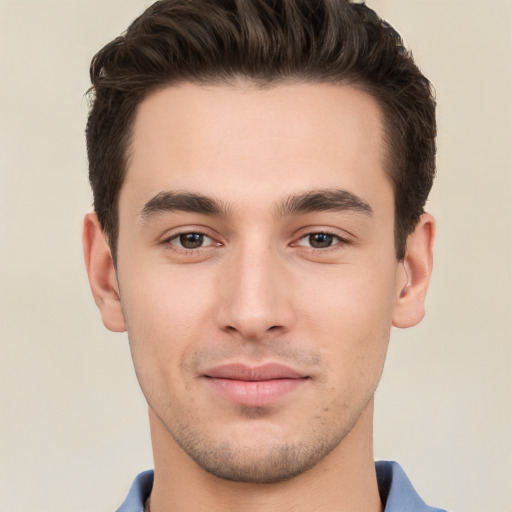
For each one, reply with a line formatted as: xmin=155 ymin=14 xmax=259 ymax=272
xmin=83 ymin=82 xmax=435 ymax=512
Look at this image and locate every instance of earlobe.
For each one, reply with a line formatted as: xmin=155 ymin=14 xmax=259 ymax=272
xmin=392 ymin=213 xmax=435 ymax=329
xmin=82 ymin=212 xmax=126 ymax=332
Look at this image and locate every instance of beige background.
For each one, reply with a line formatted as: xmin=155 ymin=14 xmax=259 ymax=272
xmin=0 ymin=1 xmax=511 ymax=511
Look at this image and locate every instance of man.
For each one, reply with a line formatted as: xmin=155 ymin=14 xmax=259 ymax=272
xmin=82 ymin=0 xmax=444 ymax=510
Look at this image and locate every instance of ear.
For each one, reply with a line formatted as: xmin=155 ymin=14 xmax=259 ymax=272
xmin=82 ymin=212 xmax=126 ymax=332
xmin=392 ymin=213 xmax=435 ymax=328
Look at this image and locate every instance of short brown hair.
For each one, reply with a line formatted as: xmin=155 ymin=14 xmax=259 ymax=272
xmin=86 ymin=0 xmax=436 ymax=261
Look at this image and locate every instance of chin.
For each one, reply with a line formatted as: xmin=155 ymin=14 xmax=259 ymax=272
xmin=169 ymin=420 xmax=349 ymax=484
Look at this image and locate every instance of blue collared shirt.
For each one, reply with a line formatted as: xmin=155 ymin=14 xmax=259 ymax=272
xmin=117 ymin=460 xmax=448 ymax=512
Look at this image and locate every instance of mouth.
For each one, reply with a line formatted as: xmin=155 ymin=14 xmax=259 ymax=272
xmin=202 ymin=363 xmax=310 ymax=407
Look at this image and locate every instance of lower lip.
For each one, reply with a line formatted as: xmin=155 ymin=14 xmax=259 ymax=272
xmin=205 ymin=377 xmax=308 ymax=406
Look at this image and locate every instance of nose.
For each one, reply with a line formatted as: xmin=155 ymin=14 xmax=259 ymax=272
xmin=216 ymin=242 xmax=295 ymax=342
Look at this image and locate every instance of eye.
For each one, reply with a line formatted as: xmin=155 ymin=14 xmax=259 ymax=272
xmin=169 ymin=232 xmax=214 ymax=250
xmin=296 ymin=232 xmax=344 ymax=249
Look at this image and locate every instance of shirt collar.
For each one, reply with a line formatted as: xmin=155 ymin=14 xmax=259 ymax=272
xmin=117 ymin=461 xmax=447 ymax=512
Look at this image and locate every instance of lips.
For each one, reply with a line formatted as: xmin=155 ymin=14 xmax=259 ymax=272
xmin=203 ymin=363 xmax=309 ymax=407
xmin=205 ymin=363 xmax=304 ymax=381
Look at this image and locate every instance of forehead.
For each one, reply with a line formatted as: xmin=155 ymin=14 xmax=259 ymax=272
xmin=122 ymin=82 xmax=390 ymax=216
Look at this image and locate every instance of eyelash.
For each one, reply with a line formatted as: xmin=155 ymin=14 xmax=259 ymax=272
xmin=163 ymin=229 xmax=349 ymax=254
xmin=165 ymin=231 xmax=219 ymax=251
xmin=294 ymin=232 xmax=349 ymax=251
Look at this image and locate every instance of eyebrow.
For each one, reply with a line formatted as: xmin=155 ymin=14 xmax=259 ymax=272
xmin=139 ymin=188 xmax=373 ymax=220
xmin=140 ymin=191 xmax=230 ymax=219
xmin=275 ymin=189 xmax=373 ymax=217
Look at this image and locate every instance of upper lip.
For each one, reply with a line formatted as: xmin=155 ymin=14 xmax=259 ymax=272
xmin=204 ymin=363 xmax=306 ymax=381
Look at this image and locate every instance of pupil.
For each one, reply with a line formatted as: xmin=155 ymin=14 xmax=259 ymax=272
xmin=310 ymin=233 xmax=333 ymax=248
xmin=180 ymin=233 xmax=203 ymax=249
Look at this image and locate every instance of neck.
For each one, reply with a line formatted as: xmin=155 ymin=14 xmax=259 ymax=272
xmin=148 ymin=400 xmax=382 ymax=512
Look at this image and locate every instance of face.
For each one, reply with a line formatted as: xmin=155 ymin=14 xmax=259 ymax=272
xmin=111 ymin=83 xmax=405 ymax=482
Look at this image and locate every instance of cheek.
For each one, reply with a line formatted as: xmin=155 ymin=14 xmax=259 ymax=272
xmin=295 ymin=261 xmax=397 ymax=375
xmin=121 ymin=258 xmax=214 ymax=329
xmin=118 ymin=265 xmax=217 ymax=385
xmin=299 ymin=258 xmax=398 ymax=327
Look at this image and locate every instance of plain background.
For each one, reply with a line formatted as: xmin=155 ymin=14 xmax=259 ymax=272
xmin=0 ymin=1 xmax=510 ymax=511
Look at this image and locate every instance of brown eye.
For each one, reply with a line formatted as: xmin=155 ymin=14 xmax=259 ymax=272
xmin=308 ymin=233 xmax=335 ymax=248
xmin=177 ymin=233 xmax=205 ymax=249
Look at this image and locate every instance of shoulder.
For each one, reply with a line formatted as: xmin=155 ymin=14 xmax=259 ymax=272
xmin=116 ymin=469 xmax=154 ymax=512
xmin=376 ymin=460 xmax=449 ymax=512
